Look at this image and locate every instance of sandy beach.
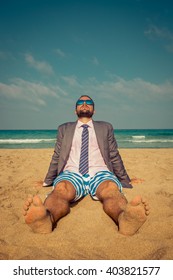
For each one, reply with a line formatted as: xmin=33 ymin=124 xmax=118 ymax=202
xmin=0 ymin=148 xmax=173 ymax=260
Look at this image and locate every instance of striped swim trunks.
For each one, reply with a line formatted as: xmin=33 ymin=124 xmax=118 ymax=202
xmin=53 ymin=170 xmax=122 ymax=202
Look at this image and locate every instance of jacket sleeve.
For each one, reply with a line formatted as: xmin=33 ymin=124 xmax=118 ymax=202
xmin=43 ymin=126 xmax=63 ymax=186
xmin=108 ymin=124 xmax=132 ymax=188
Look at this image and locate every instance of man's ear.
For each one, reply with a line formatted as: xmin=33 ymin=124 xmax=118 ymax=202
xmin=75 ymin=110 xmax=77 ymax=115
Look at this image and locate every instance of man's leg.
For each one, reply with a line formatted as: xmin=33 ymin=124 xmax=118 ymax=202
xmin=23 ymin=181 xmax=76 ymax=234
xmin=96 ymin=181 xmax=150 ymax=236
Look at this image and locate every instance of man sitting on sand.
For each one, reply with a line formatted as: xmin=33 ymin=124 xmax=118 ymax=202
xmin=23 ymin=95 xmax=150 ymax=235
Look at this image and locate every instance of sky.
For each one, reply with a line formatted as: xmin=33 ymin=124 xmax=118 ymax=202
xmin=0 ymin=0 xmax=173 ymax=129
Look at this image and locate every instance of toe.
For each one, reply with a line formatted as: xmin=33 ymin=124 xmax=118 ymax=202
xmin=28 ymin=197 xmax=33 ymax=203
xmin=145 ymin=205 xmax=150 ymax=211
xmin=32 ymin=195 xmax=44 ymax=206
xmin=141 ymin=197 xmax=148 ymax=204
xmin=130 ymin=195 xmax=142 ymax=206
xmin=23 ymin=204 xmax=29 ymax=211
xmin=23 ymin=199 xmax=32 ymax=208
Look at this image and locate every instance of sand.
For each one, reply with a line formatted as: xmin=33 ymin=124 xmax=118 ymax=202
xmin=0 ymin=148 xmax=173 ymax=260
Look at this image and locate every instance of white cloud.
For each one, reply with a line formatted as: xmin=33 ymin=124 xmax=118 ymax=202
xmin=97 ymin=77 xmax=173 ymax=101
xmin=92 ymin=56 xmax=99 ymax=65
xmin=1 ymin=76 xmax=172 ymax=112
xmin=54 ymin=48 xmax=66 ymax=58
xmin=61 ymin=75 xmax=80 ymax=87
xmin=24 ymin=53 xmax=54 ymax=74
xmin=1 ymin=75 xmax=173 ymax=129
xmin=145 ymin=24 xmax=173 ymax=53
xmin=0 ymin=78 xmax=61 ymax=107
xmin=59 ymin=74 xmax=173 ymax=103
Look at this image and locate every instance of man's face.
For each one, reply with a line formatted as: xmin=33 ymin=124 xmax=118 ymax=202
xmin=75 ymin=96 xmax=95 ymax=118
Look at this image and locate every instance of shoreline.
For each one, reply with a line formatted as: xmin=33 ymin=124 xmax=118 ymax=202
xmin=0 ymin=148 xmax=173 ymax=259
xmin=1 ymin=128 xmax=173 ymax=149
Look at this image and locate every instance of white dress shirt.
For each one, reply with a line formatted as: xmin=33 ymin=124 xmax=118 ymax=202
xmin=64 ymin=120 xmax=109 ymax=177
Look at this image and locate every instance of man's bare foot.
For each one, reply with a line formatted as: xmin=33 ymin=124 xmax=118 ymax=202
xmin=23 ymin=195 xmax=52 ymax=233
xmin=118 ymin=195 xmax=150 ymax=236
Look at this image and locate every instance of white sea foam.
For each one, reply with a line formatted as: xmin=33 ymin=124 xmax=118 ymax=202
xmin=131 ymin=139 xmax=173 ymax=143
xmin=0 ymin=138 xmax=55 ymax=144
xmin=132 ymin=135 xmax=146 ymax=139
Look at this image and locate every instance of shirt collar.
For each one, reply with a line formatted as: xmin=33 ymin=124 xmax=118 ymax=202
xmin=77 ymin=119 xmax=93 ymax=128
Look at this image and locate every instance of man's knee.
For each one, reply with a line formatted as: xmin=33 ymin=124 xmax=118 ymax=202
xmin=96 ymin=181 xmax=120 ymax=200
xmin=54 ymin=181 xmax=76 ymax=201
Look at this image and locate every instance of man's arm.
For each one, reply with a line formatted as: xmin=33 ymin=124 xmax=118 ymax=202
xmin=108 ymin=124 xmax=132 ymax=188
xmin=43 ymin=126 xmax=63 ymax=186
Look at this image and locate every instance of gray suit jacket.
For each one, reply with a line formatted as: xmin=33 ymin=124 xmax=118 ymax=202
xmin=44 ymin=120 xmax=132 ymax=188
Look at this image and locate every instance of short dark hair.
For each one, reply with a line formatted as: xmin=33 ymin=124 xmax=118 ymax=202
xmin=75 ymin=95 xmax=95 ymax=109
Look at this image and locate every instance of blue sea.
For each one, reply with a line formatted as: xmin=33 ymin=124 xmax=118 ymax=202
xmin=0 ymin=129 xmax=173 ymax=149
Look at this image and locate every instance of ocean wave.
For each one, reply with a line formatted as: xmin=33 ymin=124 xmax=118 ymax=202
xmin=130 ymin=139 xmax=173 ymax=143
xmin=132 ymin=135 xmax=146 ymax=139
xmin=0 ymin=138 xmax=55 ymax=144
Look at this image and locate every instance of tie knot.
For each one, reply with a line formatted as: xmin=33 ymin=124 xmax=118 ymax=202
xmin=81 ymin=124 xmax=89 ymax=129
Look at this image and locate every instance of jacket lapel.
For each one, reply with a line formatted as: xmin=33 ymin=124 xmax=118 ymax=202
xmin=58 ymin=122 xmax=77 ymax=174
xmin=64 ymin=122 xmax=77 ymax=156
